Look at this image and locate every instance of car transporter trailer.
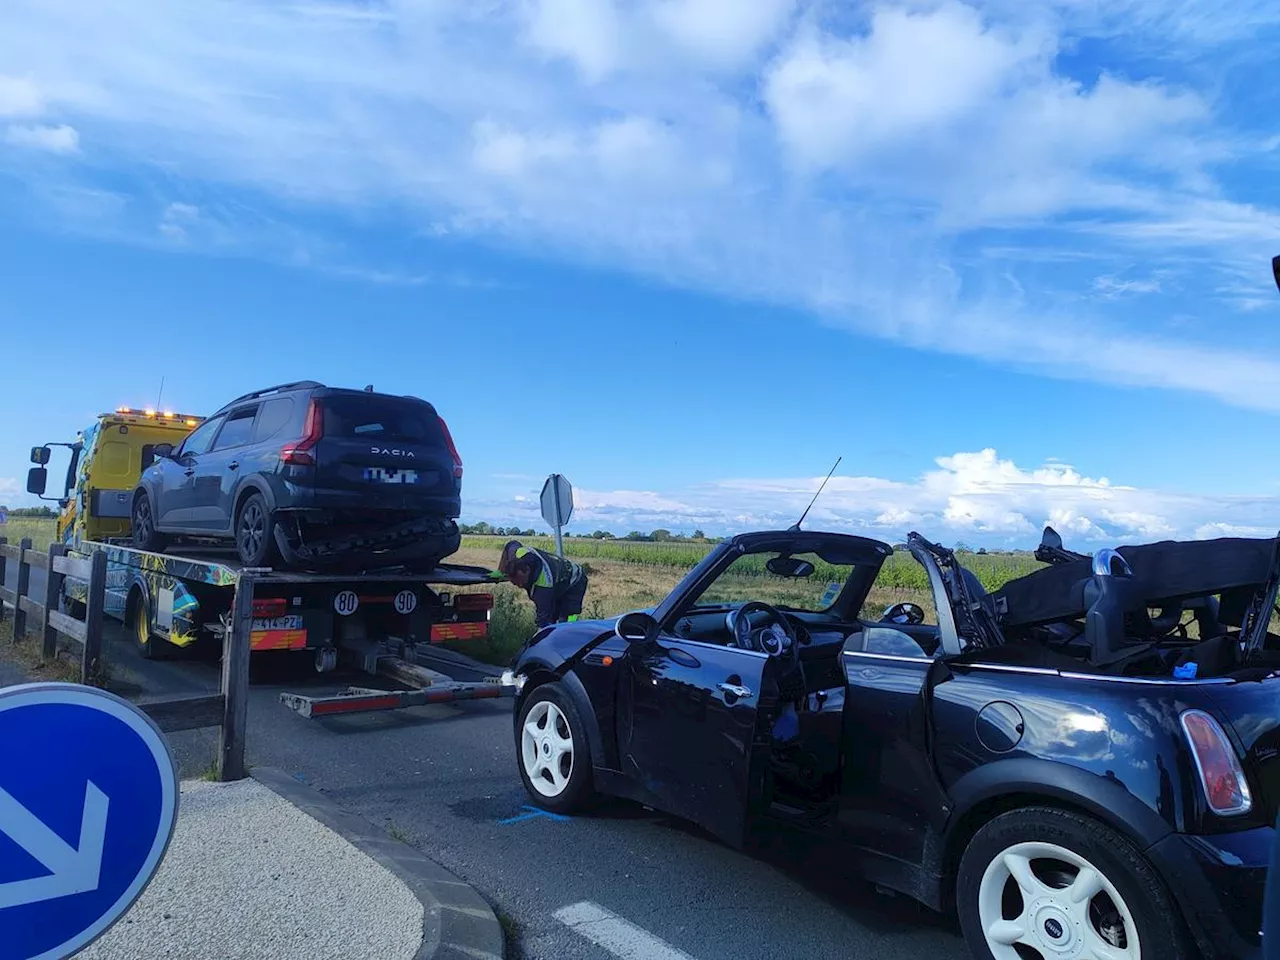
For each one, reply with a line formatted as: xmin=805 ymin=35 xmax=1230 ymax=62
xmin=66 ymin=540 xmax=518 ymax=719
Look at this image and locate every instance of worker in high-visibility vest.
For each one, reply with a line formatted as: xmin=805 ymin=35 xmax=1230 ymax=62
xmin=498 ymin=540 xmax=589 ymax=628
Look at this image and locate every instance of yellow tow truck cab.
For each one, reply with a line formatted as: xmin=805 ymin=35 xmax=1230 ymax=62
xmin=27 ymin=407 xmax=204 ymax=549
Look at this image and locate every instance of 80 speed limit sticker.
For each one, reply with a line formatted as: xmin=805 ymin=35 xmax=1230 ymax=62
xmin=394 ymin=590 xmax=418 ymax=615
xmin=334 ymin=590 xmax=359 ymax=616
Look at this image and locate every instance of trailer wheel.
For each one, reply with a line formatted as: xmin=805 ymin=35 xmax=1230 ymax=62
xmin=130 ymin=590 xmax=171 ymax=661
xmin=235 ymin=492 xmax=279 ymax=567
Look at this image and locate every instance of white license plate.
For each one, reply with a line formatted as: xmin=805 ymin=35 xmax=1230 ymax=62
xmin=252 ymin=615 xmax=303 ymax=631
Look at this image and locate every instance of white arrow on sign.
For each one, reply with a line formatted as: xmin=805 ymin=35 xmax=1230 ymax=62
xmin=0 ymin=781 xmax=109 ymax=909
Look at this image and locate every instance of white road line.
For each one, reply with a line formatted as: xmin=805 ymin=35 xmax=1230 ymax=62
xmin=554 ymin=901 xmax=699 ymax=960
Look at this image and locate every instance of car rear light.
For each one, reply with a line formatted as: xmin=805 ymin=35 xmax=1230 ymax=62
xmin=455 ymin=593 xmax=493 ymax=612
xmin=281 ymin=399 xmax=322 ymax=466
xmin=1180 ymin=709 xmax=1253 ymax=816
xmin=438 ymin=416 xmax=463 ymax=479
xmin=252 ymin=598 xmax=287 ymax=617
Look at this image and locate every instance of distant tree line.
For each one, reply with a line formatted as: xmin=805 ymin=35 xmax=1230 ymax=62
xmin=459 ymin=523 xmax=719 ymax=543
xmin=2 ymin=506 xmax=57 ymax=517
xmin=459 ymin=522 xmax=539 ymax=537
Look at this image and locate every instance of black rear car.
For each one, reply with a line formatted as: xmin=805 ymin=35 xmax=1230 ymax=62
xmin=132 ymin=381 xmax=464 ymax=571
xmin=506 ymin=527 xmax=1278 ymax=960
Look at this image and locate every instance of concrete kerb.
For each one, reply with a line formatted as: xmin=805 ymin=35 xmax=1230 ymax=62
xmin=251 ymin=766 xmax=506 ymax=960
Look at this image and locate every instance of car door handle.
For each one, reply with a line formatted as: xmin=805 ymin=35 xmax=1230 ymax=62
xmin=228 ymin=461 xmax=239 ymax=470
xmin=184 ymin=468 xmax=195 ymax=477
xmin=719 ymin=682 xmax=753 ymax=699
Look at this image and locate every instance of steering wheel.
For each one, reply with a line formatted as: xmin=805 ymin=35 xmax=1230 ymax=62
xmin=725 ymin=601 xmax=798 ymax=657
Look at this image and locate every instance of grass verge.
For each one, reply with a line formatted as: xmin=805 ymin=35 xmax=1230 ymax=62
xmin=0 ymin=617 xmax=84 ymax=684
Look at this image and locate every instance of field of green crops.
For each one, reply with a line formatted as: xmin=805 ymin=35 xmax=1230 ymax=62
xmin=0 ymin=517 xmax=56 ymax=552
xmin=459 ymin=534 xmax=1045 ymax=592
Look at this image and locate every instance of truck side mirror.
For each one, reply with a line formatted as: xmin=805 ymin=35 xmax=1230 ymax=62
xmin=30 ymin=445 xmax=50 ymax=465
xmin=26 ymin=467 xmax=47 ymax=496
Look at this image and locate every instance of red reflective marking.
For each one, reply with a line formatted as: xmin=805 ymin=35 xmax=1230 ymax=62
xmin=251 ymin=629 xmax=307 ymax=651
xmin=309 ymin=695 xmax=402 ymax=715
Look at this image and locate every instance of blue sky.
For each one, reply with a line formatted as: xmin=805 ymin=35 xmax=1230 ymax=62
xmin=2 ymin=0 xmax=1280 ymax=547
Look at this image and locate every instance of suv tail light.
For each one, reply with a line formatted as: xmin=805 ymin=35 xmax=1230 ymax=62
xmin=1180 ymin=709 xmax=1253 ymax=816
xmin=438 ymin=416 xmax=463 ymax=479
xmin=281 ymin=399 xmax=322 ymax=466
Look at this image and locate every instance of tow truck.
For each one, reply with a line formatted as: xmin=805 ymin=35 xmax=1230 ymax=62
xmin=24 ymin=405 xmax=517 ymax=717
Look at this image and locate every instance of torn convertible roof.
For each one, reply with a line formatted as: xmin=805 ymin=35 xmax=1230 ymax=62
xmin=993 ymin=535 xmax=1280 ymax=628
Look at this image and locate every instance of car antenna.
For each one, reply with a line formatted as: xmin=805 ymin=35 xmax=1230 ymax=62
xmin=789 ymin=456 xmax=841 ymax=532
xmin=154 ymin=375 xmax=165 ymax=411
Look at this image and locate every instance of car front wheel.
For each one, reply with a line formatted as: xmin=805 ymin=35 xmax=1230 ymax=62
xmin=957 ymin=807 xmax=1189 ymax=960
xmin=515 ymin=682 xmax=596 ymax=814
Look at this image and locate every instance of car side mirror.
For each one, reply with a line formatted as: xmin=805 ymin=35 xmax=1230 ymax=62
xmin=26 ymin=466 xmax=48 ymax=496
xmin=30 ymin=445 xmax=50 ymax=465
xmin=153 ymin=442 xmax=174 ymax=459
xmin=615 ymin=610 xmax=658 ymax=644
xmin=881 ymin=601 xmax=924 ymax=625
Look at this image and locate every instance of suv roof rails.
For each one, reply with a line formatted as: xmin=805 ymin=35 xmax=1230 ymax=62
xmin=218 ymin=380 xmax=325 ymax=410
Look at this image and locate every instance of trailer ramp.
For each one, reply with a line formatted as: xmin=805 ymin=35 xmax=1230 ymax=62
xmin=279 ymin=642 xmax=516 ymax=719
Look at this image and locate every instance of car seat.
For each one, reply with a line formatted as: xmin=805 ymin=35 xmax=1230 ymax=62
xmin=1080 ymin=548 xmax=1151 ymax=664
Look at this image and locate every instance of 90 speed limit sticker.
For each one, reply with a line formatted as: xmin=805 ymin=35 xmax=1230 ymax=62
xmin=394 ymin=590 xmax=418 ymax=615
xmin=334 ymin=590 xmax=359 ymax=616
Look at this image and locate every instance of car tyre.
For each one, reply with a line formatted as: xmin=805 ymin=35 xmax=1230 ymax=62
xmin=515 ymin=682 xmax=596 ymax=814
xmin=957 ymin=806 xmax=1190 ymax=960
xmin=130 ymin=589 xmax=171 ymax=661
xmin=235 ymin=492 xmax=279 ymax=567
xmin=132 ymin=491 xmax=168 ymax=552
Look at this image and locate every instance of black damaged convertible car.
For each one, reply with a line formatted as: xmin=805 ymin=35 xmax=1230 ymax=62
xmin=505 ymin=527 xmax=1278 ymax=960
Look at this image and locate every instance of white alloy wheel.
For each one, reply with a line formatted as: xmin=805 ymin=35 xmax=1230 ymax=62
xmin=978 ymin=840 xmax=1141 ymax=960
xmin=521 ymin=700 xmax=574 ymax=798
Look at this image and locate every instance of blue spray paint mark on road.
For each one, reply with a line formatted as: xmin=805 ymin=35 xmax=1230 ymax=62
xmin=498 ymin=804 xmax=571 ymax=825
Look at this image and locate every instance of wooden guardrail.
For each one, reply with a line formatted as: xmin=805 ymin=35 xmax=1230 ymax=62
xmin=0 ymin=536 xmax=251 ymax=780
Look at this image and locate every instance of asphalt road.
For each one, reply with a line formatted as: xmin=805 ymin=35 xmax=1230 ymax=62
xmin=3 ymin=563 xmax=973 ymax=960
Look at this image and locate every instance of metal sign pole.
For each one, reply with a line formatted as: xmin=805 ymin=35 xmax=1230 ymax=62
xmin=553 ymin=475 xmax=565 ymax=559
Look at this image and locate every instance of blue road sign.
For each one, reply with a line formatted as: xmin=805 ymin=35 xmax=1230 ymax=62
xmin=0 ymin=682 xmax=178 ymax=960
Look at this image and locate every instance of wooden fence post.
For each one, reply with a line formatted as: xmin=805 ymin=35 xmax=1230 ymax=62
xmin=80 ymin=550 xmax=107 ymax=685
xmin=0 ymin=536 xmax=7 ymax=625
xmin=217 ymin=573 xmax=253 ymax=781
xmin=42 ymin=543 xmax=68 ymax=662
xmin=12 ymin=537 xmax=32 ymax=641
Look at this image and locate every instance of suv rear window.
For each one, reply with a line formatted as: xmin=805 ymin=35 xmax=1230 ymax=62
xmin=323 ymin=396 xmax=440 ymax=444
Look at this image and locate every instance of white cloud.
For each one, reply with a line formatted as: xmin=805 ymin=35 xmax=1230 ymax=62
xmin=0 ymin=75 xmax=44 ymax=117
xmin=465 ymin=448 xmax=1280 ymax=547
xmin=764 ymin=3 xmax=1044 ymax=169
xmin=523 ymin=0 xmax=622 ymax=82
xmin=158 ymin=201 xmax=199 ymax=241
xmin=1093 ymin=274 xmax=1162 ymax=298
xmin=4 ymin=123 xmax=79 ymax=153
xmin=1 ymin=0 xmax=1279 ymax=414
xmin=651 ymin=0 xmax=796 ymax=69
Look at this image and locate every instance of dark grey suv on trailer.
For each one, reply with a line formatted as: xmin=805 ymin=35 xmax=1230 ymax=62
xmin=132 ymin=381 xmax=464 ymax=571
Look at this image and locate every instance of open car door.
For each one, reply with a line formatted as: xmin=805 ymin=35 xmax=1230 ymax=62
xmin=619 ymin=630 xmax=772 ymax=849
